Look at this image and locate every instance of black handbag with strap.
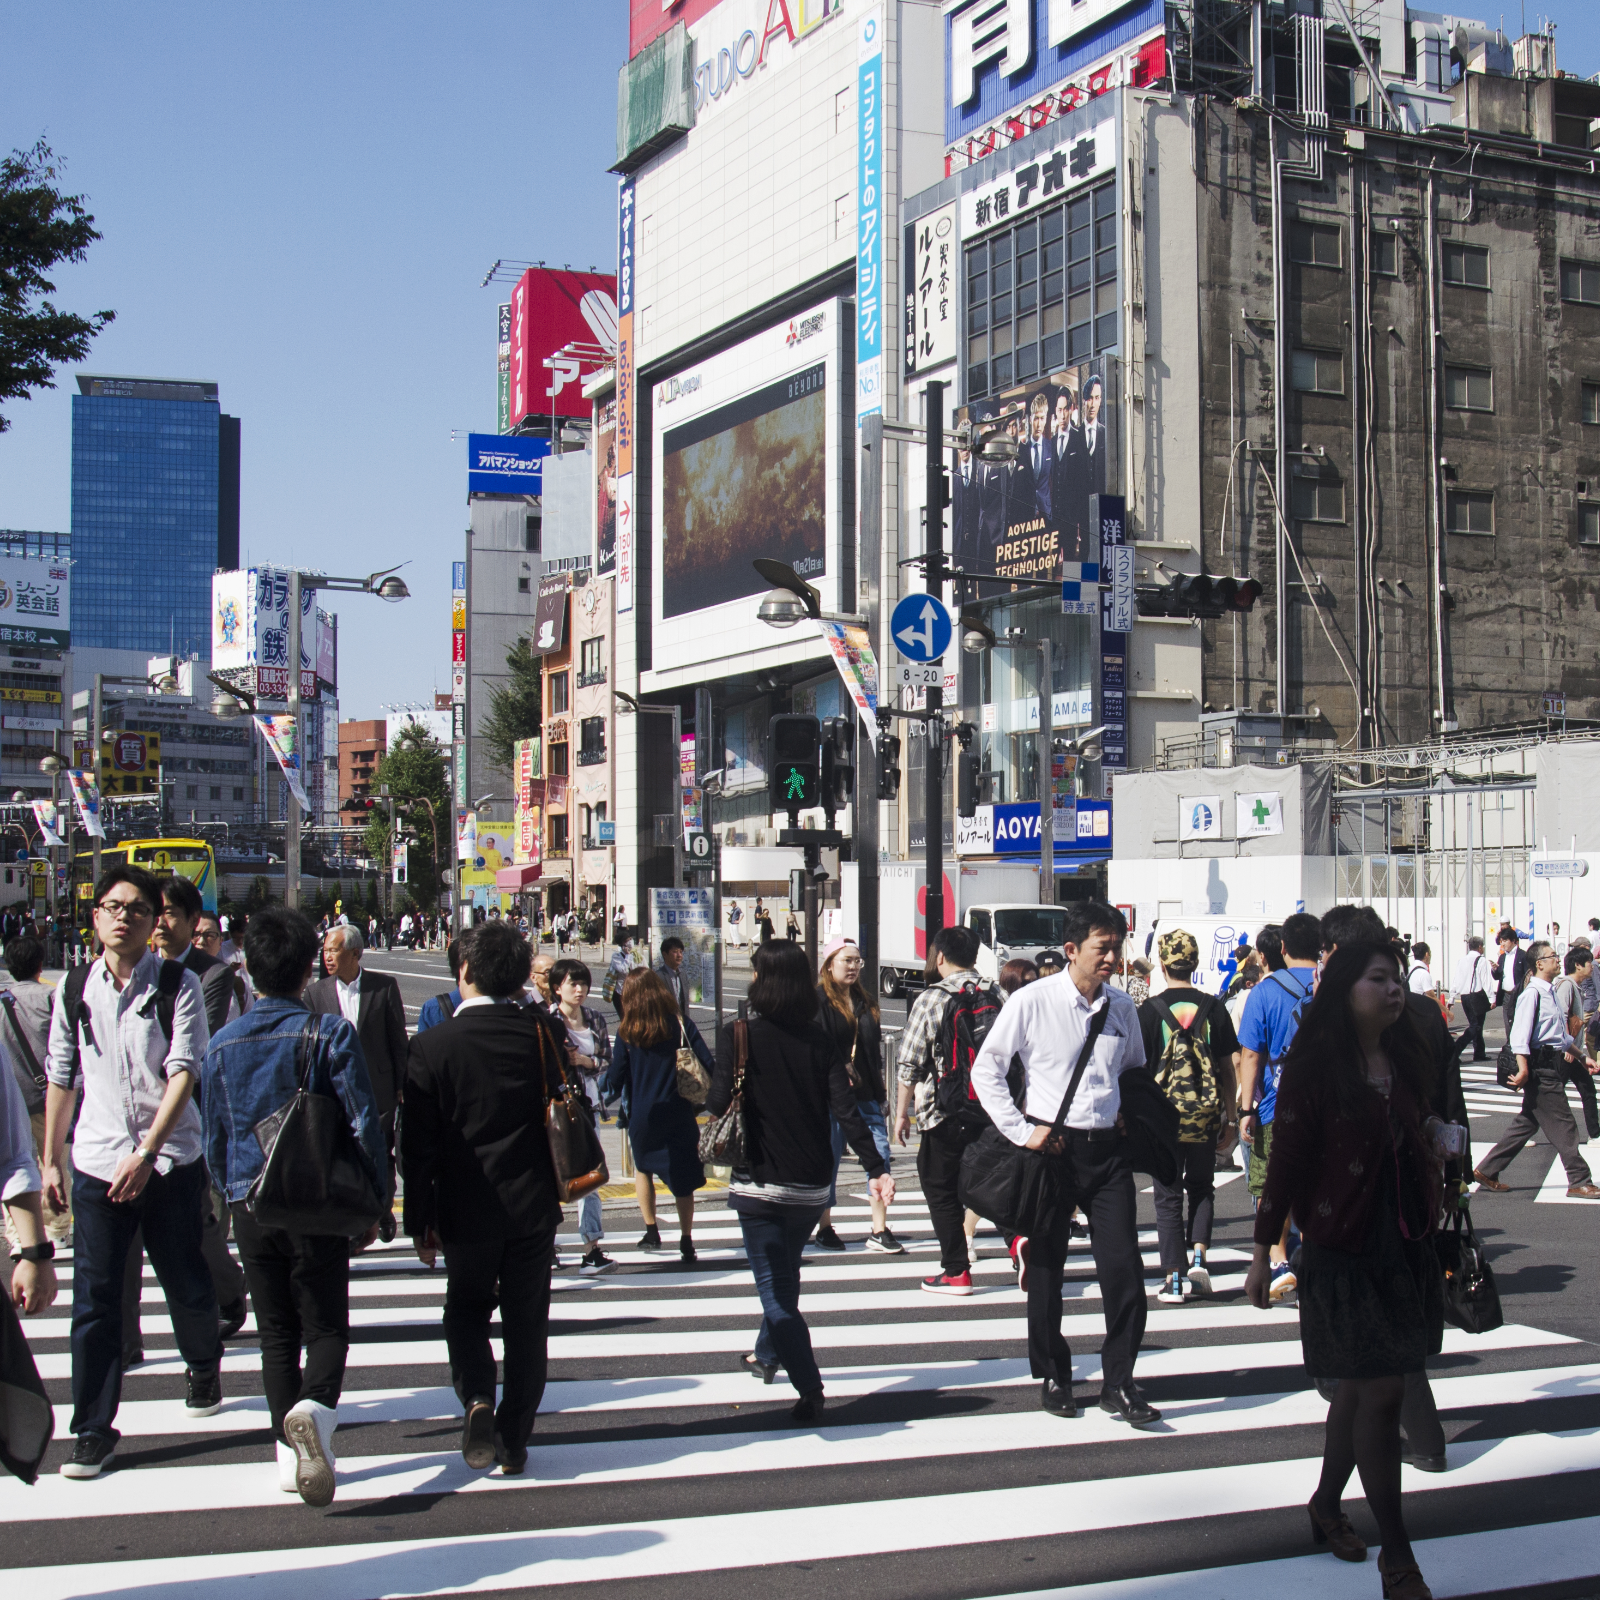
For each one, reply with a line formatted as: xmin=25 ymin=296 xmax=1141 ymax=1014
xmin=246 ymin=1016 xmax=386 ymax=1237
xmin=1437 ymin=1203 xmax=1503 ymax=1335
xmin=1116 ymin=1066 xmax=1182 ymax=1185
xmin=958 ymin=1004 xmax=1110 ymax=1238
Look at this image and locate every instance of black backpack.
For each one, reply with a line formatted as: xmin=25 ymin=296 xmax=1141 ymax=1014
xmin=933 ymin=981 xmax=1004 ymax=1128
xmin=60 ymin=958 xmax=187 ymax=1085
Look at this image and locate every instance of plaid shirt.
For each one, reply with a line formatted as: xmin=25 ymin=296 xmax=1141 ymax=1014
xmin=897 ymin=968 xmax=982 ymax=1132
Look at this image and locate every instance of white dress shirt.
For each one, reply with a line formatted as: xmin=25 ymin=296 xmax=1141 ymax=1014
xmin=971 ymin=975 xmax=1145 ymax=1145
xmin=1453 ymin=951 xmax=1491 ymax=997
xmin=1510 ymin=977 xmax=1569 ymax=1055
xmin=335 ymin=975 xmax=362 ymax=1027
xmin=1407 ymin=962 xmax=1434 ymax=995
xmin=44 ymin=951 xmax=208 ymax=1182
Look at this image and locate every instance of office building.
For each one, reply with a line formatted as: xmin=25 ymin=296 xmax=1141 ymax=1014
xmin=71 ymin=375 xmax=241 ymax=654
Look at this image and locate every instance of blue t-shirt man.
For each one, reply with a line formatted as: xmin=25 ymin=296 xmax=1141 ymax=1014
xmin=1239 ymin=966 xmax=1315 ymax=1123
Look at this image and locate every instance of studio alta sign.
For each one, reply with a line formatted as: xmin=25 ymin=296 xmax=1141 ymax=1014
xmin=691 ymin=0 xmax=847 ymax=120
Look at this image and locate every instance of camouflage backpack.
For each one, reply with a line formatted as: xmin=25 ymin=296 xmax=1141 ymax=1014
xmin=1149 ymin=991 xmax=1224 ymax=1142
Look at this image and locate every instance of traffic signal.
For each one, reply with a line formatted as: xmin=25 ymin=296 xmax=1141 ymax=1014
xmin=768 ymin=714 xmax=820 ymax=814
xmin=956 ymin=752 xmax=979 ymax=819
xmin=875 ymin=731 xmax=902 ymax=801
xmin=1135 ymin=571 xmax=1263 ymax=619
xmin=819 ymin=716 xmax=854 ymax=813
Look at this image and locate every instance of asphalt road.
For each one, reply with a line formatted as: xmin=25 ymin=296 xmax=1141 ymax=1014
xmin=8 ymin=968 xmax=1597 ymax=1600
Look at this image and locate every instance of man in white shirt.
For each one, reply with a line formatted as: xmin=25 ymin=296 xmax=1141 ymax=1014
xmin=1474 ymin=941 xmax=1600 ymax=1198
xmin=1407 ymin=942 xmax=1436 ymax=999
xmin=971 ymin=901 xmax=1157 ymax=1427
xmin=40 ymin=864 xmax=221 ymax=1479
xmin=1454 ymin=936 xmax=1493 ymax=1062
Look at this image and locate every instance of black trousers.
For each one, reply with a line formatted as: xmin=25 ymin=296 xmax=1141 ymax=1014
xmin=917 ymin=1120 xmax=975 ymax=1276
xmin=122 ymin=1182 xmax=247 ymax=1353
xmin=231 ymin=1204 xmax=351 ymax=1443
xmin=1563 ymin=1057 xmax=1600 ymax=1140
xmin=1152 ymin=1137 xmax=1216 ymax=1275
xmin=442 ymin=1225 xmax=556 ymax=1450
xmin=1027 ymin=1134 xmax=1146 ymax=1392
xmin=1460 ymin=992 xmax=1490 ymax=1062
xmin=1479 ymin=1058 xmax=1593 ymax=1187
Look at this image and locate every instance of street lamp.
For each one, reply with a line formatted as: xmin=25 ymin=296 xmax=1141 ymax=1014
xmin=615 ymin=689 xmax=684 ymax=929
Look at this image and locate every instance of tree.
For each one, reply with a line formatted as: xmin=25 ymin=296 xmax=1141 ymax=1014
xmin=1 ymin=140 xmax=115 ymax=432
xmin=364 ymin=724 xmax=449 ymax=911
xmin=478 ymin=635 xmax=543 ymax=771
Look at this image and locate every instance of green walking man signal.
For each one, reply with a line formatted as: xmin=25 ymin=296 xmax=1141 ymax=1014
xmin=767 ymin=714 xmax=821 ymax=815
xmin=784 ymin=768 xmax=808 ymax=802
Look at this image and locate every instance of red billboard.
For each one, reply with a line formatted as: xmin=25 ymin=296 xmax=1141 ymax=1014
xmin=630 ymin=0 xmax=720 ymax=57
xmin=509 ymin=268 xmax=619 ymax=429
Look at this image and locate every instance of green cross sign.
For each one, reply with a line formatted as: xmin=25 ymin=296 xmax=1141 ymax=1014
xmin=785 ymin=768 xmax=807 ymax=801
xmin=1251 ymin=799 xmax=1271 ymax=826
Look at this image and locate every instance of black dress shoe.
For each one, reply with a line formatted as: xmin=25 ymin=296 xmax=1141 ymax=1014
xmin=218 ymin=1298 xmax=248 ymax=1340
xmin=1401 ymin=1446 xmax=1448 ymax=1473
xmin=378 ymin=1211 xmax=398 ymax=1244
xmin=1098 ymin=1382 xmax=1161 ymax=1427
xmin=121 ymin=1344 xmax=144 ymax=1372
xmin=1041 ymin=1379 xmax=1077 ymax=1417
xmin=462 ymin=1398 xmax=496 ymax=1469
xmin=493 ymin=1432 xmax=529 ymax=1476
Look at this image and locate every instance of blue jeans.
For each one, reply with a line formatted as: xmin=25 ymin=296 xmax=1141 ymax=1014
xmin=578 ymin=1192 xmax=603 ymax=1245
xmin=827 ymin=1101 xmax=892 ymax=1208
xmin=71 ymin=1158 xmax=222 ymax=1440
xmin=737 ymin=1200 xmax=825 ymax=1397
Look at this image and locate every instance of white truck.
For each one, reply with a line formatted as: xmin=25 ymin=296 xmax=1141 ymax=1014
xmin=843 ymin=860 xmax=1061 ymax=996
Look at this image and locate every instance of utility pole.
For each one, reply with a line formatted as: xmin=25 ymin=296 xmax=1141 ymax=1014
xmin=1038 ymin=636 xmax=1054 ymax=905
xmin=924 ymin=380 xmax=946 ymax=942
xmin=857 ymin=413 xmax=883 ymax=998
xmin=285 ymin=568 xmax=303 ymax=909
xmin=89 ymin=673 xmax=103 ymax=891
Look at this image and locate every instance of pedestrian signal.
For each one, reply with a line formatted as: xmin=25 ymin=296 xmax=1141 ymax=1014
xmin=768 ymin=714 xmax=820 ymax=815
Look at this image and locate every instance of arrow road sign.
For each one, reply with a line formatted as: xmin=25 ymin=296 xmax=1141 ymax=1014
xmin=891 ymin=593 xmax=952 ymax=663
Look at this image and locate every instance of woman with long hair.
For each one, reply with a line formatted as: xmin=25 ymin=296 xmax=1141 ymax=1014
xmin=705 ymin=941 xmax=894 ymax=1422
xmin=1246 ymin=941 xmax=1445 ymax=1600
xmin=600 ymin=969 xmax=713 ymax=1262
xmin=811 ymin=939 xmax=899 ymax=1253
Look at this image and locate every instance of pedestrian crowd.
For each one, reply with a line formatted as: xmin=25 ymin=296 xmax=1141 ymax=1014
xmin=0 ymin=877 xmax=1582 ymax=1600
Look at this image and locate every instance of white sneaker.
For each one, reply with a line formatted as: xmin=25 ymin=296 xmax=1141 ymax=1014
xmin=1188 ymin=1253 xmax=1212 ymax=1296
xmin=276 ymin=1440 xmax=298 ymax=1494
xmin=283 ymin=1399 xmax=337 ymax=1507
xmin=1157 ymin=1273 xmax=1187 ymax=1304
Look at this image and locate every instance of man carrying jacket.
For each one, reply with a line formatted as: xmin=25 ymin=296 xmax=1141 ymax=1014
xmin=404 ymin=921 xmax=566 ymax=1477
xmin=202 ymin=906 xmax=385 ymax=1507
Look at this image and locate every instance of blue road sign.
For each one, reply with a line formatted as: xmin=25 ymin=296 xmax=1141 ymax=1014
xmin=891 ymin=593 xmax=952 ymax=663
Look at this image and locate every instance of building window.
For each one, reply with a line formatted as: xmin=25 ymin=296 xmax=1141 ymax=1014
xmin=1289 ymin=221 xmax=1341 ymax=268
xmin=233 ymin=787 xmax=244 ymax=801
xmin=1446 ymin=490 xmax=1494 ymax=535
xmin=1582 ymin=505 xmax=1600 ymax=545
xmin=964 ymin=179 xmax=1117 ymax=401
xmin=549 ymin=812 xmax=569 ymax=853
xmin=1442 ymin=242 xmax=1490 ymax=288
xmin=1291 ymin=477 xmax=1345 ymax=522
xmin=518 ymin=576 xmax=530 ymax=593
xmin=548 ymin=672 xmax=569 ymax=714
xmin=524 ymin=515 xmax=541 ymax=552
xmin=578 ymin=635 xmax=605 ymax=686
xmin=1562 ymin=259 xmax=1600 ymax=305
xmin=578 ymin=715 xmax=606 ymax=765
xmin=548 ymin=742 xmax=569 ymax=777
xmin=185 ymin=784 xmax=198 ymax=800
xmin=1583 ymin=383 xmax=1600 ymax=424
xmin=209 ymin=785 xmax=222 ymax=801
xmin=1291 ymin=349 xmax=1344 ymax=394
xmin=1444 ymin=366 xmax=1493 ymax=411
xmin=1370 ymin=230 xmax=1399 ymax=276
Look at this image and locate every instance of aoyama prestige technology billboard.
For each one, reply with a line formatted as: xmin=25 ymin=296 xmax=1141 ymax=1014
xmin=650 ymin=301 xmax=842 ymax=674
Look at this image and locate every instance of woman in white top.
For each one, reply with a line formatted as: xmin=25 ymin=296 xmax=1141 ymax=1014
xmin=548 ymin=959 xmax=614 ymax=1274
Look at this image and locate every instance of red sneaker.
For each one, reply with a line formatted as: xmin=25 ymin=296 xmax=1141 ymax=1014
xmin=921 ymin=1270 xmax=974 ymax=1297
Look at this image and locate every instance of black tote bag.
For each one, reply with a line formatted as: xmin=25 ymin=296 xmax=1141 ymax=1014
xmin=959 ymin=1006 xmax=1110 ymax=1238
xmin=1438 ymin=1203 xmax=1504 ymax=1335
xmin=246 ymin=1016 xmax=385 ymax=1237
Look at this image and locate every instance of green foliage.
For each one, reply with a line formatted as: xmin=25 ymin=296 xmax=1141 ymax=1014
xmin=478 ymin=635 xmax=543 ymax=772
xmin=244 ymin=876 xmax=271 ymax=913
xmin=0 ymin=140 xmax=116 ymax=432
xmin=364 ymin=723 xmax=449 ymax=911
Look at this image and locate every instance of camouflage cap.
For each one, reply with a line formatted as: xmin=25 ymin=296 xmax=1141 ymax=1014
xmin=1158 ymin=928 xmax=1199 ymax=968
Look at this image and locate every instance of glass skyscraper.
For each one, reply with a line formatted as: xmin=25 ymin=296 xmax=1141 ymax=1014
xmin=70 ymin=376 xmax=240 ymax=653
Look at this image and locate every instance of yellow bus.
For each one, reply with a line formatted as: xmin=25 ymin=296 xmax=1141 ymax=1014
xmin=73 ymin=838 xmax=219 ymax=915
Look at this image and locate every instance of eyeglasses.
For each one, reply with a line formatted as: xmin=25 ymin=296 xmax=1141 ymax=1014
xmin=197 ymin=930 xmax=222 ymax=943
xmin=96 ymin=899 xmax=154 ymax=922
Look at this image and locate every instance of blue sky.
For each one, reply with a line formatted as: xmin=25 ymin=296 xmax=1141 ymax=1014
xmin=0 ymin=1 xmax=626 ymax=718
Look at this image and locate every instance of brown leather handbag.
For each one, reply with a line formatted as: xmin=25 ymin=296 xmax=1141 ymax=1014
xmin=541 ymin=1025 xmax=608 ymax=1201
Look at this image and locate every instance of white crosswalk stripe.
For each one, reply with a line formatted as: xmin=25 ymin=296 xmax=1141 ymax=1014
xmin=6 ymin=1177 xmax=1597 ymax=1599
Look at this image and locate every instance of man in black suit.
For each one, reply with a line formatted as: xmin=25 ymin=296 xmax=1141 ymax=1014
xmin=1058 ymin=374 xmax=1108 ymax=563
xmin=1491 ymin=927 xmax=1531 ymax=1036
xmin=403 ymin=921 xmax=566 ymax=1477
xmin=951 ymin=440 xmax=983 ymax=575
xmin=1016 ymin=391 xmax=1056 ymax=527
xmin=305 ymin=924 xmax=407 ymax=1240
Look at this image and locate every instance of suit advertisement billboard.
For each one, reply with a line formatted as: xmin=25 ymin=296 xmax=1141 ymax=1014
xmin=951 ymin=356 xmax=1114 ymax=581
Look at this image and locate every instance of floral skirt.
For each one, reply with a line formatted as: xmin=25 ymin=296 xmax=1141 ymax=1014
xmin=1298 ymin=1184 xmax=1444 ymax=1381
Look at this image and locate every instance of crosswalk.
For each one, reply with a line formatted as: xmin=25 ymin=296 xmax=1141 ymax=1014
xmin=5 ymin=1175 xmax=1599 ymax=1600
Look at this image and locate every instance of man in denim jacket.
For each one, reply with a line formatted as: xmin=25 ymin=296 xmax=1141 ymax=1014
xmin=202 ymin=906 xmax=386 ymax=1507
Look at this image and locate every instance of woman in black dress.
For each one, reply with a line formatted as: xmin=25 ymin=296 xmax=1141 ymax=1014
xmin=601 ymin=969 xmax=712 ymax=1262
xmin=1247 ymin=941 xmax=1445 ymax=1600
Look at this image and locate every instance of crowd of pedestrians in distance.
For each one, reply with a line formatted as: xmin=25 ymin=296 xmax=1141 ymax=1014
xmin=2 ymin=876 xmax=1584 ymax=1599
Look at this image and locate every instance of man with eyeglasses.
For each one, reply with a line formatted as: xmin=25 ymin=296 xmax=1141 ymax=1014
xmin=40 ymin=864 xmax=221 ymax=1479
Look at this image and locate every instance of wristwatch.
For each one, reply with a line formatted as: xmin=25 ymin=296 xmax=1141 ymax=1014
xmin=136 ymin=1147 xmax=157 ymax=1165
xmin=16 ymin=1241 xmax=55 ymax=1262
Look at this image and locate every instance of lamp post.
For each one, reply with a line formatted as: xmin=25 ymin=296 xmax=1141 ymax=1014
xmin=81 ymin=668 xmax=184 ymax=895
xmin=615 ymin=689 xmax=682 ymax=950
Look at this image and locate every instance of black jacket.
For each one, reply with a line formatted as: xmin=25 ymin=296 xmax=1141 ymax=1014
xmin=305 ymin=968 xmax=408 ymax=1115
xmin=706 ymin=1013 xmax=886 ymax=1194
xmin=182 ymin=945 xmax=239 ymax=1037
xmin=815 ymin=987 xmax=885 ymax=1104
xmin=402 ymin=1003 xmax=564 ymax=1243
xmin=1491 ymin=947 xmax=1531 ymax=1001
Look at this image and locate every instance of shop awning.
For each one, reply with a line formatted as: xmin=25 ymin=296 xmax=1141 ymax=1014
xmin=494 ymin=863 xmax=543 ymax=890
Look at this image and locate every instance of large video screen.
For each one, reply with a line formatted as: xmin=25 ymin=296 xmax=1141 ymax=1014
xmin=661 ymin=365 xmax=826 ymax=619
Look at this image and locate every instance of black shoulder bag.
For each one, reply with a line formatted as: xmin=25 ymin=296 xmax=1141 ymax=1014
xmin=958 ymin=1004 xmax=1110 ymax=1239
xmin=246 ymin=1016 xmax=385 ymax=1237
